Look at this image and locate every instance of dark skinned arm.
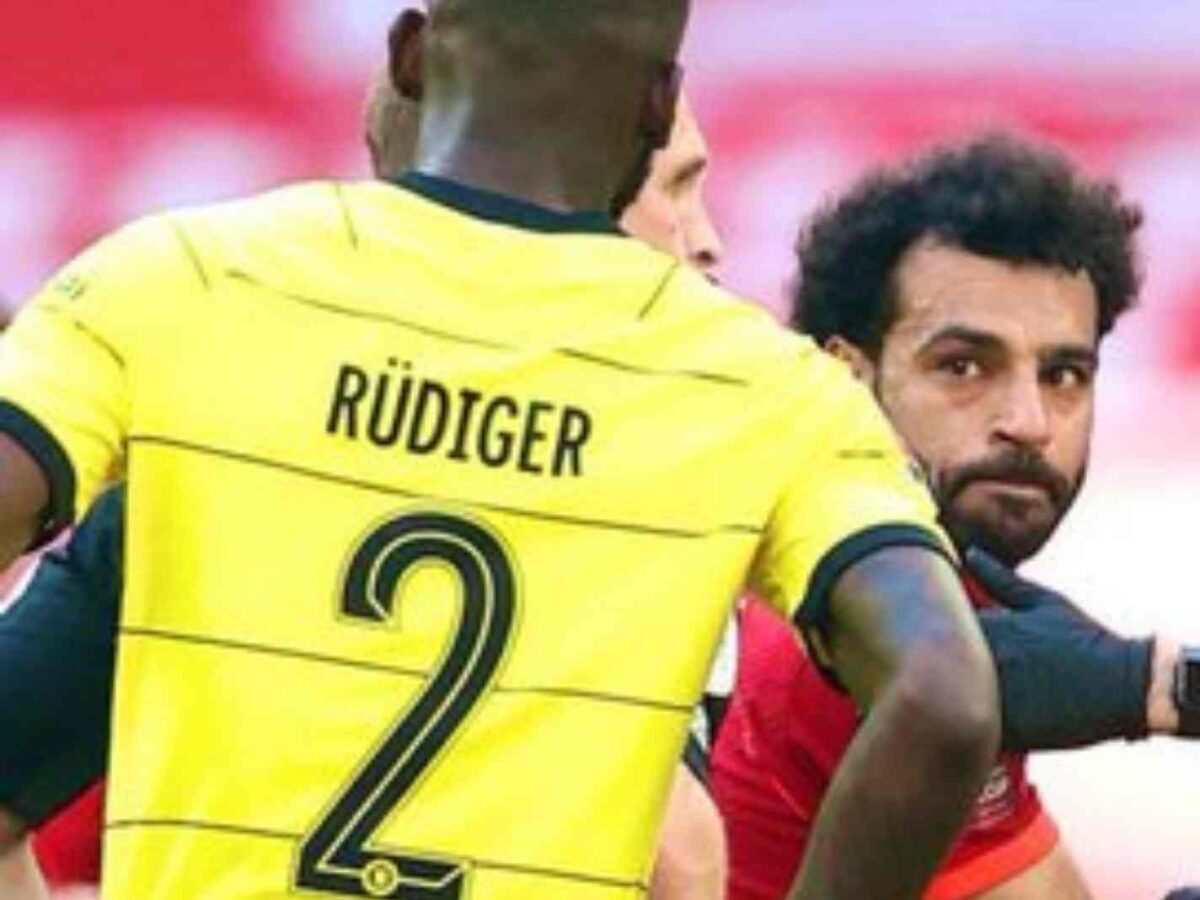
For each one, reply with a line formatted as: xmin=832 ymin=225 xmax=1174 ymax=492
xmin=0 ymin=433 xmax=51 ymax=567
xmin=789 ymin=546 xmax=1000 ymax=900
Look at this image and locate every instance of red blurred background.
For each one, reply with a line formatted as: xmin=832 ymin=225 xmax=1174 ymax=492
xmin=2 ymin=1 xmax=1197 ymax=895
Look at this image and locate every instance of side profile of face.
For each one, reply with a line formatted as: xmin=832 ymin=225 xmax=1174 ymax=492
xmin=838 ymin=238 xmax=1099 ymax=565
xmin=619 ymin=96 xmax=724 ymax=274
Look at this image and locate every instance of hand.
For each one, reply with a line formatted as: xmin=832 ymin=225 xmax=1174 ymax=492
xmin=965 ymin=547 xmax=1151 ymax=751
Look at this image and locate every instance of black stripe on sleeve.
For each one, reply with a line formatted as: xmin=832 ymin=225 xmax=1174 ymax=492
xmin=792 ymin=524 xmax=952 ymax=690
xmin=0 ymin=401 xmax=78 ymax=550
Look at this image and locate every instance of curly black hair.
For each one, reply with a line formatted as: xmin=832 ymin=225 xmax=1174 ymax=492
xmin=792 ymin=134 xmax=1143 ymax=356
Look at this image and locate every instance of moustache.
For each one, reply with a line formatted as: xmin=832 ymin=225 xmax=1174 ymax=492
xmin=938 ymin=448 xmax=1072 ymax=507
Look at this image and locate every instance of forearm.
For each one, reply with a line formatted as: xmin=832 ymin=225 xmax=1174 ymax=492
xmin=0 ymin=809 xmax=48 ymax=900
xmin=790 ymin=547 xmax=999 ymax=900
xmin=789 ymin=652 xmax=996 ymax=899
xmin=967 ymin=550 xmax=1194 ymax=749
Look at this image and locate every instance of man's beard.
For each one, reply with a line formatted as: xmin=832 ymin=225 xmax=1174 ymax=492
xmin=923 ymin=445 xmax=1086 ymax=567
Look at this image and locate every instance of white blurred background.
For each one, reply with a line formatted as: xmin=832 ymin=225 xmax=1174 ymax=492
xmin=2 ymin=1 xmax=1196 ymax=895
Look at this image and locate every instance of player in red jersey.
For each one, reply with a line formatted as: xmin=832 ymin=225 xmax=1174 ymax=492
xmin=712 ymin=136 xmax=1193 ymax=900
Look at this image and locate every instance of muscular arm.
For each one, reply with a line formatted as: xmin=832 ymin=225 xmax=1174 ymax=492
xmin=649 ymin=764 xmax=726 ymax=900
xmin=978 ymin=844 xmax=1091 ymax=900
xmin=0 ymin=809 xmax=48 ymax=900
xmin=789 ymin=546 xmax=1000 ymax=900
xmin=0 ymin=434 xmax=51 ymax=567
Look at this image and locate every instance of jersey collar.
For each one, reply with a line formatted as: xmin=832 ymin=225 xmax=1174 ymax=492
xmin=395 ymin=172 xmax=624 ymax=237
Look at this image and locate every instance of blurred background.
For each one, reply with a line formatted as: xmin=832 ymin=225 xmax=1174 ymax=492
xmin=2 ymin=1 xmax=1197 ymax=895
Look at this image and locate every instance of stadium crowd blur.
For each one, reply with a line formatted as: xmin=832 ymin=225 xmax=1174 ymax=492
xmin=2 ymin=1 xmax=1197 ymax=896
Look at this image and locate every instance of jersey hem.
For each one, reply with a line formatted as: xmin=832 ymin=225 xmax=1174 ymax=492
xmin=923 ymin=811 xmax=1060 ymax=900
xmin=0 ymin=401 xmax=77 ymax=550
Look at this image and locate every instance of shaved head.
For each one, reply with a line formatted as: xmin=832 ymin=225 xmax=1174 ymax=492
xmin=427 ymin=0 xmax=689 ymax=61
xmin=403 ymin=0 xmax=692 ymax=212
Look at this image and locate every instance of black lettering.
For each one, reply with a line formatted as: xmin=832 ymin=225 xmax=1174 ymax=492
xmin=478 ymin=397 xmax=519 ymax=467
xmin=407 ymin=380 xmax=451 ymax=454
xmin=326 ymin=365 xmax=370 ymax=438
xmin=553 ymin=406 xmax=592 ymax=477
xmin=518 ymin=401 xmax=554 ymax=475
xmin=449 ymin=389 xmax=483 ymax=462
xmin=367 ymin=359 xmax=413 ymax=447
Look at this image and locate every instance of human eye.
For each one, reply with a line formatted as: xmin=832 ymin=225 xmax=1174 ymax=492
xmin=1043 ymin=362 xmax=1093 ymax=391
xmin=936 ymin=355 xmax=985 ymax=379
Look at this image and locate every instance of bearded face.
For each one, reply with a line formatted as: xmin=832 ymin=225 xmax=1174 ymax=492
xmin=868 ymin=240 xmax=1098 ymax=566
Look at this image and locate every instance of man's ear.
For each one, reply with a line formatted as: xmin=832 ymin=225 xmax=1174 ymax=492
xmin=824 ymin=335 xmax=876 ymax=385
xmin=389 ymin=9 xmax=428 ymax=102
xmin=641 ymin=62 xmax=683 ymax=151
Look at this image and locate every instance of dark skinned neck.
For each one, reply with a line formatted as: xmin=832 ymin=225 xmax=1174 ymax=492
xmin=414 ymin=108 xmax=631 ymax=213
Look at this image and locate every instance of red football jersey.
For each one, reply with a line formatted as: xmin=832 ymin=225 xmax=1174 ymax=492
xmin=712 ymin=596 xmax=1058 ymax=900
xmin=32 ymin=780 xmax=104 ymax=887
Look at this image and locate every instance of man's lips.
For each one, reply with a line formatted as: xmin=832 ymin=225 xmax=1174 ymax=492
xmin=965 ymin=478 xmax=1054 ymax=502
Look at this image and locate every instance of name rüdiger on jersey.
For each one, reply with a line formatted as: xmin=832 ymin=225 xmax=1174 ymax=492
xmin=327 ymin=360 xmax=593 ymax=477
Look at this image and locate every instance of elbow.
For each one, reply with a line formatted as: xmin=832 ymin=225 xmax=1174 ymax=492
xmin=887 ymin=633 xmax=1000 ymax=782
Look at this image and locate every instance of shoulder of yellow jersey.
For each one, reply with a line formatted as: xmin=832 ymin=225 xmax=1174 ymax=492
xmin=644 ymin=262 xmax=843 ymax=391
xmin=165 ymin=180 xmax=363 ymax=275
xmin=38 ymin=181 xmax=347 ymax=299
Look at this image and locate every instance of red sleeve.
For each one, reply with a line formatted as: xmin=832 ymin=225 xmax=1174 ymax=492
xmin=32 ymin=779 xmax=104 ymax=887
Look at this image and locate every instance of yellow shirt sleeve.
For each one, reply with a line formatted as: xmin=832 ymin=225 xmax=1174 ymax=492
xmin=0 ymin=216 xmax=192 ymax=542
xmin=749 ymin=350 xmax=953 ymax=625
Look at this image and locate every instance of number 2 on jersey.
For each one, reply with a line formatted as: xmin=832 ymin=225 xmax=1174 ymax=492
xmin=295 ymin=512 xmax=519 ymax=898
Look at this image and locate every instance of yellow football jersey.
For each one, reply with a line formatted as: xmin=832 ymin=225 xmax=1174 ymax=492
xmin=0 ymin=174 xmax=946 ymax=900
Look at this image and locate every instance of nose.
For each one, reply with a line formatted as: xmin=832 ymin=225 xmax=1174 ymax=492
xmin=685 ymin=207 xmax=725 ymax=275
xmin=994 ymin=371 xmax=1051 ymax=449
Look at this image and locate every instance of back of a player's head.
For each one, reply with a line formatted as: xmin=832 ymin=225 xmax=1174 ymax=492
xmin=425 ymin=0 xmax=689 ymax=67
xmin=409 ymin=0 xmax=690 ymax=211
xmin=421 ymin=1 xmax=688 ymax=132
xmin=792 ymin=134 xmax=1144 ymax=358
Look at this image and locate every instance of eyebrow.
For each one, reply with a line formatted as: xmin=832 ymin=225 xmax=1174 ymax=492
xmin=917 ymin=325 xmax=1098 ymax=367
xmin=916 ymin=325 xmax=1004 ymax=355
xmin=671 ymin=156 xmax=707 ymax=186
xmin=1043 ymin=345 xmax=1099 ymax=369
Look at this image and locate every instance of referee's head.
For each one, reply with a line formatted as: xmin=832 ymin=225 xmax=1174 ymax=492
xmin=390 ymin=0 xmax=691 ymax=215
